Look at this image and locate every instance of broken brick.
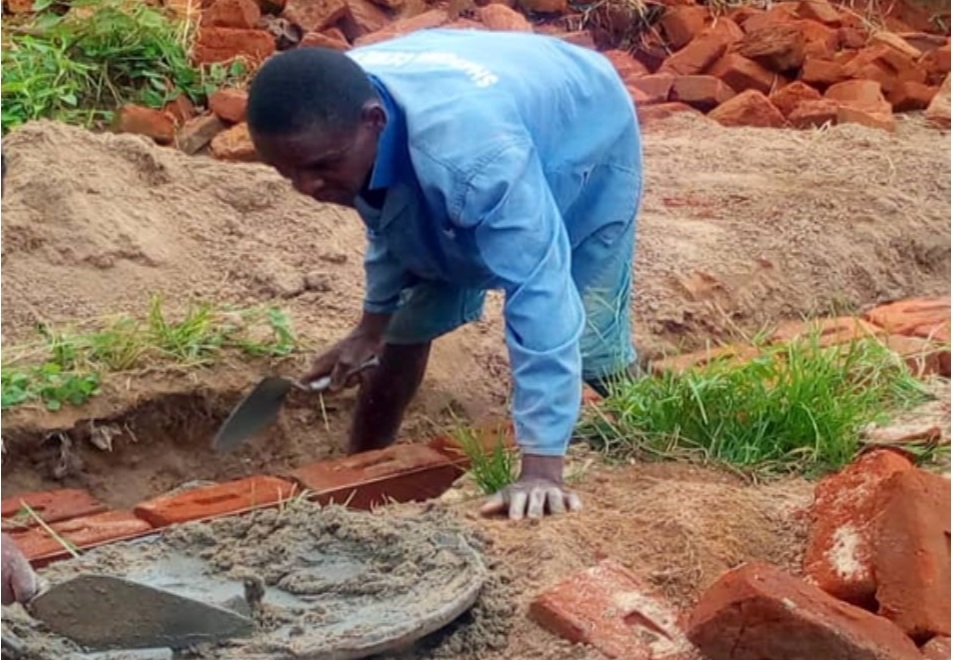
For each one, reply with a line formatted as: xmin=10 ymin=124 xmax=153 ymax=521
xmin=874 ymin=469 xmax=951 ymax=642
xmin=922 ymin=637 xmax=952 ymax=660
xmin=838 ymin=26 xmax=868 ymax=50
xmin=658 ymin=35 xmax=729 ymax=76
xmin=659 ymin=5 xmax=710 ymax=50
xmin=133 ymin=475 xmax=297 ymax=527
xmin=836 ymin=104 xmax=896 ymax=132
xmin=339 ymin=0 xmax=391 ymax=41
xmin=649 ymin=343 xmax=760 ymax=375
xmin=281 ymin=0 xmax=347 ymax=32
xmin=1 ymin=489 xmax=107 ymax=531
xmin=703 ymin=17 xmax=745 ymax=47
xmin=202 ymin=0 xmax=262 ymax=28
xmin=520 ymin=0 xmax=565 ymax=12
xmin=637 ymin=102 xmax=703 ymax=125
xmin=881 ymin=334 xmax=951 ymax=378
xmin=869 ymin=30 xmax=923 ymax=60
xmin=114 ymin=104 xmax=176 ymax=145
xmin=845 ymin=45 xmax=928 ymax=95
xmin=353 ymin=8 xmax=447 ymax=45
xmin=163 ymin=95 xmax=195 ymax=126
xmin=290 ymin=444 xmax=460 ymax=509
xmin=628 ymin=74 xmax=674 ymax=104
xmin=670 ymin=75 xmax=735 ymax=110
xmin=789 ymin=98 xmax=839 ymax=127
xmin=801 ymin=57 xmax=850 ymax=87
xmin=708 ymin=52 xmax=781 ymax=94
xmin=210 ymin=122 xmax=258 ymax=161
xmin=603 ymin=49 xmax=649 ymax=83
xmin=192 ymin=27 xmax=277 ymax=64
xmin=770 ymin=316 xmax=882 ymax=347
xmin=557 ymin=30 xmax=597 ymax=50
xmin=12 ymin=511 xmax=154 ymax=565
xmin=803 ymin=449 xmax=914 ymax=604
xmin=708 ymin=90 xmax=786 ymax=127
xmin=478 ymin=4 xmax=530 ymax=31
xmin=925 ymin=73 xmax=951 ymax=129
xmin=738 ymin=23 xmax=807 ymax=72
xmin=208 ymin=87 xmax=248 ymax=124
xmin=687 ymin=562 xmax=922 ymax=660
xmin=863 ymin=297 xmax=952 ymax=342
xmin=887 ymin=80 xmax=938 ymax=111
xmin=797 ymin=19 xmax=840 ymax=59
xmin=825 ymin=78 xmax=891 ymax=110
xmin=770 ymin=80 xmax=823 ymax=117
xmin=176 ymin=114 xmax=227 ymax=155
xmin=299 ymin=29 xmax=350 ymax=49
xmin=530 ymin=560 xmax=693 ymax=659
xmin=920 ymin=43 xmax=952 ymax=84
xmin=796 ymin=0 xmax=841 ymax=24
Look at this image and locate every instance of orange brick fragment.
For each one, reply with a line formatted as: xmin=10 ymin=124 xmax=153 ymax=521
xmin=864 ymin=297 xmax=951 ymax=343
xmin=2 ymin=489 xmax=107 ymax=530
xmin=12 ymin=511 xmax=153 ymax=564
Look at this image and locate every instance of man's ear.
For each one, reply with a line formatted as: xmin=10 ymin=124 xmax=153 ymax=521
xmin=361 ymin=101 xmax=387 ymax=134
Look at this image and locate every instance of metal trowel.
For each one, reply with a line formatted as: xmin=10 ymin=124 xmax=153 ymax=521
xmin=25 ymin=574 xmax=254 ymax=652
xmin=212 ymin=357 xmax=380 ymax=452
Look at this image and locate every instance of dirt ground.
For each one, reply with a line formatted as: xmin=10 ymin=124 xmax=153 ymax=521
xmin=0 ymin=114 xmax=950 ymax=657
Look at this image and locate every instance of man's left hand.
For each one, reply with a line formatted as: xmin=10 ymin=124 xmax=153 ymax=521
xmin=479 ymin=454 xmax=582 ymax=521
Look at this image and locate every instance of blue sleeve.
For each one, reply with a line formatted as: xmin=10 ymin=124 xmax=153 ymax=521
xmin=454 ymin=137 xmax=584 ymax=457
xmin=363 ymin=228 xmax=413 ymax=314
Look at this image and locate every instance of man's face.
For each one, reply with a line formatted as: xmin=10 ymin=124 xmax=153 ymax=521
xmin=252 ymin=106 xmax=384 ymax=208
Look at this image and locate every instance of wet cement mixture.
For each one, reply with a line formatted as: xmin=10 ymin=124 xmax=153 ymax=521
xmin=1 ymin=504 xmax=513 ymax=660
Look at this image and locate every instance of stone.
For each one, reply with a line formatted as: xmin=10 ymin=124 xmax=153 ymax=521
xmin=192 ymin=27 xmax=277 ymax=64
xmin=874 ymin=469 xmax=951 ymax=642
xmin=670 ymin=75 xmax=736 ymax=111
xmin=801 ymin=57 xmax=850 ymax=87
xmin=478 ymin=4 xmax=531 ymax=31
xmin=925 ymin=73 xmax=951 ymax=128
xmin=176 ymin=115 xmax=227 ymax=155
xmin=209 ymin=122 xmax=258 ymax=162
xmin=738 ymin=23 xmax=807 ymax=72
xmin=659 ymin=5 xmax=710 ymax=50
xmin=281 ymin=0 xmax=348 ymax=32
xmin=708 ymin=52 xmax=781 ymax=94
xmin=208 ymin=88 xmax=248 ymax=124
xmin=202 ymin=0 xmax=261 ymax=28
xmin=770 ymin=80 xmax=823 ymax=117
xmin=114 ymin=105 xmax=176 ymax=145
xmin=687 ymin=562 xmax=922 ymax=660
xmin=709 ymin=90 xmax=786 ymax=127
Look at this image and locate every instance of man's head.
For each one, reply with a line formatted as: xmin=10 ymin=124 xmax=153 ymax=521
xmin=247 ymin=48 xmax=386 ymax=207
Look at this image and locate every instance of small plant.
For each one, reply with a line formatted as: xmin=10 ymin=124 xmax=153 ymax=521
xmin=579 ymin=332 xmax=935 ymax=475
xmin=1 ymin=0 xmax=246 ymax=134
xmin=452 ymin=425 xmax=518 ymax=495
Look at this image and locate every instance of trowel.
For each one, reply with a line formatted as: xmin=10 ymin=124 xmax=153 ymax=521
xmin=24 ymin=574 xmax=254 ymax=652
xmin=212 ymin=357 xmax=380 ymax=452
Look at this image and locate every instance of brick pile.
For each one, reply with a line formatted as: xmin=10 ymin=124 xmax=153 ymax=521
xmin=86 ymin=0 xmax=950 ymax=158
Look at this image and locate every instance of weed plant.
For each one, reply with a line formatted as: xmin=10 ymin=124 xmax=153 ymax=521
xmin=452 ymin=425 xmax=518 ymax=495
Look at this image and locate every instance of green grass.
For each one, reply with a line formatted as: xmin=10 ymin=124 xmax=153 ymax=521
xmin=452 ymin=424 xmax=518 ymax=496
xmin=1 ymin=296 xmax=299 ymax=411
xmin=1 ymin=0 xmax=246 ymax=134
xmin=579 ymin=334 xmax=938 ymax=475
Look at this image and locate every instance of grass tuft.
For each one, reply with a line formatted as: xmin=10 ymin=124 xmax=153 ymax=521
xmin=452 ymin=425 xmax=518 ymax=496
xmin=579 ymin=333 xmax=936 ymax=475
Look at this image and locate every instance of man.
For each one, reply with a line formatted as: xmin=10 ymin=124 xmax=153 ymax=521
xmin=247 ymin=28 xmax=643 ymax=521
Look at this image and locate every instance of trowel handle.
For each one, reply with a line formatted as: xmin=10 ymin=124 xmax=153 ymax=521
xmin=306 ymin=356 xmax=380 ymax=392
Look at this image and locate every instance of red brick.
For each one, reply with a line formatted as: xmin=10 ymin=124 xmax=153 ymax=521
xmin=210 ymin=122 xmax=258 ymax=161
xmin=208 ymin=87 xmax=248 ymax=123
xmin=163 ymin=95 xmax=196 ymax=126
xmin=796 ymin=0 xmax=841 ymax=25
xmin=704 ymin=17 xmax=745 ymax=47
xmin=299 ymin=30 xmax=350 ymax=49
xmin=202 ymin=0 xmax=261 ymax=28
xmin=1 ymin=489 xmax=107 ymax=531
xmin=870 ymin=30 xmax=923 ymax=60
xmin=659 ymin=5 xmax=710 ymax=50
xmin=920 ymin=43 xmax=951 ymax=84
xmin=803 ymin=449 xmax=914 ymax=604
xmin=727 ymin=5 xmax=762 ymax=29
xmin=558 ymin=30 xmax=597 ymax=50
xmin=770 ymin=80 xmax=822 ymax=117
xmin=864 ymin=297 xmax=951 ymax=343
xmin=707 ymin=52 xmax=781 ymax=94
xmin=837 ymin=104 xmax=895 ymax=132
xmin=290 ymin=444 xmax=460 ymax=509
xmin=826 ymin=78 xmax=891 ymax=110
xmin=881 ymin=334 xmax=951 ymax=378
xmin=738 ymin=23 xmax=807 ymax=72
xmin=798 ymin=19 xmax=839 ymax=59
xmin=801 ymin=57 xmax=850 ymax=87
xmin=11 ymin=511 xmax=154 ymax=564
xmin=709 ymin=90 xmax=786 ymax=127
xmin=659 ymin=35 xmax=729 ymax=76
xmin=114 ymin=104 xmax=176 ymax=145
xmin=789 ymin=98 xmax=839 ymax=127
xmin=530 ymin=560 xmax=693 ymax=659
xmin=838 ymin=26 xmax=869 ymax=49
xmin=176 ymin=114 xmax=227 ymax=155
xmin=671 ymin=75 xmax=735 ymax=110
xmin=770 ymin=316 xmax=882 ymax=347
xmin=874 ymin=469 xmax=951 ymax=642
xmin=887 ymin=80 xmax=938 ymax=111
xmin=629 ymin=73 xmax=674 ymax=104
xmin=478 ymin=4 xmax=530 ymax=31
xmin=922 ymin=636 xmax=952 ymax=660
xmin=649 ymin=343 xmax=760 ymax=375
xmin=133 ymin=475 xmax=296 ymax=527
xmin=845 ymin=45 xmax=928 ymax=95
xmin=353 ymin=8 xmax=447 ymax=45
xmin=339 ymin=0 xmax=391 ymax=40
xmin=687 ymin=562 xmax=922 ymax=660
xmin=603 ymin=49 xmax=649 ymax=83
xmin=5 ymin=0 xmax=33 ymax=12
xmin=281 ymin=0 xmax=347 ymax=32
xmin=637 ymin=102 xmax=703 ymax=125
xmin=926 ymin=73 xmax=951 ymax=128
xmin=192 ymin=27 xmax=277 ymax=65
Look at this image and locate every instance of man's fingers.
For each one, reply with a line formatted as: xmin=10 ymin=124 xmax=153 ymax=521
xmin=546 ymin=488 xmax=566 ymax=515
xmin=526 ymin=489 xmax=546 ymax=519
xmin=508 ymin=490 xmax=528 ymax=521
xmin=11 ymin=567 xmax=37 ymax=603
xmin=479 ymin=492 xmax=508 ymax=517
xmin=566 ymin=491 xmax=584 ymax=512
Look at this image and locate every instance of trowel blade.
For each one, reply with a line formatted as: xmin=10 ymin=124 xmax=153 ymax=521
xmin=27 ymin=574 xmax=255 ymax=651
xmin=211 ymin=376 xmax=296 ymax=452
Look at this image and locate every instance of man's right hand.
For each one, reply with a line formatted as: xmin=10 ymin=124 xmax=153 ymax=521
xmin=2 ymin=532 xmax=38 ymax=606
xmin=302 ymin=312 xmax=391 ymax=392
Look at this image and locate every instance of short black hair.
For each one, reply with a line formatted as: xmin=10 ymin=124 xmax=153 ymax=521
xmin=247 ymin=47 xmax=377 ymax=137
